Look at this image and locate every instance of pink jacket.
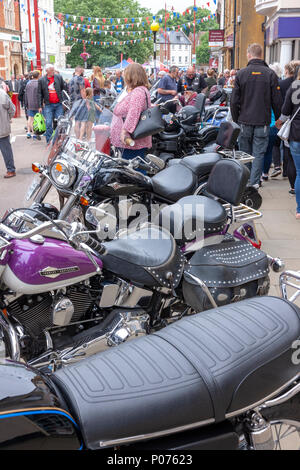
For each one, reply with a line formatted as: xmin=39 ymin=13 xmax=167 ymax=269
xmin=111 ymin=86 xmax=152 ymax=150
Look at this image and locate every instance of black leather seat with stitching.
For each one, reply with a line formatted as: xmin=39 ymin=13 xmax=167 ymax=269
xmin=151 ymin=165 xmax=197 ymax=202
xmin=52 ymin=297 xmax=300 ymax=450
xmin=180 ymin=154 xmax=221 ymax=177
xmin=101 ymin=226 xmax=182 ymax=287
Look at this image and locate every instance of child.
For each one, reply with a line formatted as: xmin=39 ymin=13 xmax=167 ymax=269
xmin=82 ymin=87 xmax=101 ymax=141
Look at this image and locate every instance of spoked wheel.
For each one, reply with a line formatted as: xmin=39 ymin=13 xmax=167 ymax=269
xmin=271 ymin=421 xmax=300 ymax=450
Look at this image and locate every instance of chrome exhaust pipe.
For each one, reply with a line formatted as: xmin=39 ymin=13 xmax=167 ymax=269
xmin=0 ymin=313 xmax=20 ymax=361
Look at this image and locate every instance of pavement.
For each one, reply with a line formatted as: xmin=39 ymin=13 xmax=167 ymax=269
xmin=1 ymin=112 xmax=300 ymax=303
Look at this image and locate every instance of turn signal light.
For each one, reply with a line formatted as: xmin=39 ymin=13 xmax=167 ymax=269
xmin=32 ymin=163 xmax=41 ymax=173
xmin=55 ymin=163 xmax=63 ymax=172
xmin=80 ymin=197 xmax=89 ymax=207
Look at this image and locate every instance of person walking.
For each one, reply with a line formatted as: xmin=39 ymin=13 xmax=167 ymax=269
xmin=0 ymin=88 xmax=16 ymax=178
xmin=115 ymin=70 xmax=125 ymax=94
xmin=157 ymin=66 xmax=179 ymax=113
xmin=37 ymin=64 xmax=66 ymax=144
xmin=25 ymin=70 xmax=40 ymax=140
xmin=68 ymin=66 xmax=85 ymax=104
xmin=276 ymin=70 xmax=300 ymax=219
xmin=230 ymin=43 xmax=283 ymax=188
xmin=111 ymin=63 xmax=152 ymax=162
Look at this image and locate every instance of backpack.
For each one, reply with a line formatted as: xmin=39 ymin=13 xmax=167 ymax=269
xmin=33 ymin=112 xmax=46 ymax=135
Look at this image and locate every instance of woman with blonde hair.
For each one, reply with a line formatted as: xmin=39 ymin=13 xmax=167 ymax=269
xmin=110 ymin=63 xmax=151 ymax=161
xmin=92 ymin=66 xmax=105 ymax=118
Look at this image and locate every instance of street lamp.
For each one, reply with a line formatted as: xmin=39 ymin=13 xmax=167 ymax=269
xmin=151 ymin=21 xmax=160 ymax=81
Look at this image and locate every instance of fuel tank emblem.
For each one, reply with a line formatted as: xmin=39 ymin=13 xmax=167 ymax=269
xmin=39 ymin=266 xmax=80 ymax=279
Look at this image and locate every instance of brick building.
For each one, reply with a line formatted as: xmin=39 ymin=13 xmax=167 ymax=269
xmin=217 ymin=0 xmax=265 ymax=71
xmin=0 ymin=0 xmax=23 ymax=80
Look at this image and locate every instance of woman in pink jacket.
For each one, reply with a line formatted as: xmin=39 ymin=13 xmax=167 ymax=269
xmin=110 ymin=63 xmax=151 ymax=161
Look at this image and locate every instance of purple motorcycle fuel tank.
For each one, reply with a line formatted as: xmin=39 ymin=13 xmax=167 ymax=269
xmin=2 ymin=237 xmax=103 ymax=295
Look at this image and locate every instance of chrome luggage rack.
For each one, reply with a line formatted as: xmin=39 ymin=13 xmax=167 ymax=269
xmin=223 ymin=203 xmax=262 ymax=223
xmin=219 ymin=149 xmax=255 ymax=165
xmin=280 ymin=271 xmax=300 ymax=303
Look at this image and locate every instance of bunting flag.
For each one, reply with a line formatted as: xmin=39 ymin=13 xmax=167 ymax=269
xmin=65 ymin=35 xmax=153 ymax=47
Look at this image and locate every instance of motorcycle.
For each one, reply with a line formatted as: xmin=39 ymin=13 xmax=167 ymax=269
xmin=0 ymin=159 xmax=283 ymax=370
xmin=0 ymin=272 xmax=299 ymax=449
xmin=21 ymin=115 xmax=262 ymax=239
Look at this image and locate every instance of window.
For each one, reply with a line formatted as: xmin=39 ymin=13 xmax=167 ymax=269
xmin=185 ymin=56 xmax=188 ymax=63
xmin=172 ymin=56 xmax=175 ymax=63
xmin=179 ymin=45 xmax=182 ymax=50
xmin=4 ymin=0 xmax=15 ymax=29
xmin=179 ymin=56 xmax=182 ymax=63
xmin=185 ymin=45 xmax=188 ymax=51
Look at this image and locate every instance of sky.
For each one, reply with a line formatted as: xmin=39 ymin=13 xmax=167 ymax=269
xmin=137 ymin=0 xmax=217 ymax=15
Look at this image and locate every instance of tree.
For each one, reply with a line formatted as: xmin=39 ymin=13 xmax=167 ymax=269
xmin=196 ymin=32 xmax=210 ymax=65
xmin=54 ymin=0 xmax=153 ymax=67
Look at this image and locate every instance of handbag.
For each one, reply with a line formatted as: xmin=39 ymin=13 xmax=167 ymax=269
xmin=277 ymin=106 xmax=300 ymax=142
xmin=131 ymin=89 xmax=165 ymax=140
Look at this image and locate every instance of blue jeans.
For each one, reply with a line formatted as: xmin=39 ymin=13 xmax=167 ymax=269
xmin=289 ymin=141 xmax=300 ymax=213
xmin=263 ymin=126 xmax=279 ymax=175
xmin=43 ymin=103 xmax=63 ymax=143
xmin=239 ymin=124 xmax=270 ymax=186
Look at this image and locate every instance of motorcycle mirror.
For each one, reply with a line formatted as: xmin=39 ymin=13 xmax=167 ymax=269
xmin=145 ymin=154 xmax=165 ymax=171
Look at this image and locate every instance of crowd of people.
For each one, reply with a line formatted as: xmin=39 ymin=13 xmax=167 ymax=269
xmin=1 ymin=49 xmax=300 ymax=219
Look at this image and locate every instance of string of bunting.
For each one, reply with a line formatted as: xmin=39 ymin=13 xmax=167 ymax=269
xmin=17 ymin=1 xmax=216 ymax=27
xmin=63 ymin=14 xmax=215 ymax=33
xmin=65 ymin=35 xmax=153 ymax=47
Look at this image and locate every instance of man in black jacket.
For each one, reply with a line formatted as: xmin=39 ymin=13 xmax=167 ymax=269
xmin=177 ymin=67 xmax=208 ymax=96
xmin=230 ymin=44 xmax=283 ymax=187
xmin=38 ymin=64 xmax=67 ymax=143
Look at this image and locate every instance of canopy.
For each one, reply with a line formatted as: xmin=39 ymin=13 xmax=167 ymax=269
xmin=110 ymin=60 xmax=130 ymax=69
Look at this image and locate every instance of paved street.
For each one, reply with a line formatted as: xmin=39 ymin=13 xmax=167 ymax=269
xmin=1 ymin=112 xmax=300 ymax=303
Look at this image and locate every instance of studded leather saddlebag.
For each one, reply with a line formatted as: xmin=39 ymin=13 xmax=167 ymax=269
xmin=182 ymin=239 xmax=270 ymax=312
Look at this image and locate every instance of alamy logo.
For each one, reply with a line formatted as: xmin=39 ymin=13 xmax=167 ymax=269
xmin=292 ymin=340 xmax=300 ymax=365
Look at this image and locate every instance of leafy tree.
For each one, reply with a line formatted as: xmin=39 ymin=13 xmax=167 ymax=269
xmin=196 ymin=32 xmax=210 ymax=65
xmin=54 ymin=1 xmax=218 ymax=68
xmin=54 ymin=0 xmax=153 ymax=67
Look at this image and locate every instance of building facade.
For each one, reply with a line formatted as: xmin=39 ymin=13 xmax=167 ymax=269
xmin=20 ymin=0 xmax=66 ymax=72
xmin=0 ymin=0 xmax=23 ymax=79
xmin=255 ymin=0 xmax=300 ymax=68
xmin=157 ymin=30 xmax=192 ymax=69
xmin=217 ymin=0 xmax=265 ymax=71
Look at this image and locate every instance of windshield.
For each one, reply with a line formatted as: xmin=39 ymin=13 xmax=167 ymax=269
xmin=46 ymin=96 xmax=114 ymax=164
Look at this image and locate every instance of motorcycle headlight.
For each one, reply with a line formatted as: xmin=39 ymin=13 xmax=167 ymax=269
xmin=50 ymin=159 xmax=77 ymax=188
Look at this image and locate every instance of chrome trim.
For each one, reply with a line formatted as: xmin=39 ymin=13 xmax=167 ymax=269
xmin=184 ymin=272 xmax=218 ymax=309
xmin=226 ymin=374 xmax=300 ymax=419
xmin=0 ymin=312 xmax=20 ymax=361
xmin=261 ymin=380 xmax=300 ymax=409
xmin=280 ymin=270 xmax=300 ymax=302
xmin=99 ymin=418 xmax=215 ymax=448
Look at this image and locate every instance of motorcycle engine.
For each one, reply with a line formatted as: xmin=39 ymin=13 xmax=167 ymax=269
xmin=5 ymin=276 xmax=101 ymax=359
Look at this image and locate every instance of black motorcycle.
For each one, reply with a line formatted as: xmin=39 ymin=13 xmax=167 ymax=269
xmin=1 ymin=281 xmax=299 ymax=449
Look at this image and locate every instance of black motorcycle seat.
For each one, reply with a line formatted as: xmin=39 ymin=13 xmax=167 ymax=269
xmin=180 ymin=154 xmax=221 ymax=177
xmin=158 ymin=195 xmax=227 ymax=243
xmin=101 ymin=226 xmax=184 ymax=288
xmin=151 ymin=165 xmax=197 ymax=202
xmin=52 ymin=297 xmax=300 ymax=450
